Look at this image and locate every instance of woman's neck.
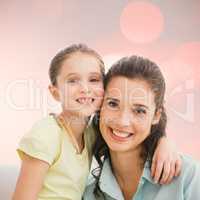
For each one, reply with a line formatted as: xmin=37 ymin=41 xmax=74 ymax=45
xmin=110 ymin=148 xmax=144 ymax=200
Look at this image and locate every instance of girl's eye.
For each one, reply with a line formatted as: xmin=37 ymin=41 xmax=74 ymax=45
xmin=89 ymin=77 xmax=101 ymax=82
xmin=67 ymin=79 xmax=79 ymax=83
xmin=90 ymin=78 xmax=99 ymax=82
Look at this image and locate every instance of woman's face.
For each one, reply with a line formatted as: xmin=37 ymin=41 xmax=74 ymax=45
xmin=99 ymin=76 xmax=161 ymax=154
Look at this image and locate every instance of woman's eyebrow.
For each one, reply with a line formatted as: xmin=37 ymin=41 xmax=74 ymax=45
xmin=105 ymin=97 xmax=120 ymax=102
xmin=132 ymin=103 xmax=149 ymax=109
xmin=106 ymin=96 xmax=119 ymax=101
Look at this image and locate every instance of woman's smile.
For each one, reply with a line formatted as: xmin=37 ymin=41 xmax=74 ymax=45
xmin=109 ymin=127 xmax=135 ymax=142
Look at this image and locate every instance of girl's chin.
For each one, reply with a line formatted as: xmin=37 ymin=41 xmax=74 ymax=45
xmin=77 ymin=109 xmax=97 ymax=118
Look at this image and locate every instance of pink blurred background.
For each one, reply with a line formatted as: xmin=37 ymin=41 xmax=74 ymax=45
xmin=0 ymin=0 xmax=200 ymax=168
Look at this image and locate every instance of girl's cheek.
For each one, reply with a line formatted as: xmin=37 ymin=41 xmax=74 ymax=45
xmin=96 ymin=87 xmax=104 ymax=97
xmin=96 ymin=82 xmax=104 ymax=95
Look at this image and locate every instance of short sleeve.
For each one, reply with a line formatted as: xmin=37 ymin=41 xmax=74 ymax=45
xmin=17 ymin=117 xmax=61 ymax=165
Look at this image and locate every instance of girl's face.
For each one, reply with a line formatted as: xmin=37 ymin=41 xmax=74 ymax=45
xmin=99 ymin=76 xmax=161 ymax=154
xmin=50 ymin=52 xmax=104 ymax=117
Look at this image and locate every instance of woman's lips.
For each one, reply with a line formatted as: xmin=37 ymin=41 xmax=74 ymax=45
xmin=109 ymin=128 xmax=134 ymax=142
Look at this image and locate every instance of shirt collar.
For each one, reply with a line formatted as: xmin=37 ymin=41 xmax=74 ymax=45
xmin=99 ymin=159 xmax=156 ymax=199
xmin=99 ymin=159 xmax=124 ymax=200
xmin=142 ymin=160 xmax=156 ymax=184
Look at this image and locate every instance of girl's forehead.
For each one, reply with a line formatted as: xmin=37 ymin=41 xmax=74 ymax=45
xmin=61 ymin=52 xmax=102 ymax=73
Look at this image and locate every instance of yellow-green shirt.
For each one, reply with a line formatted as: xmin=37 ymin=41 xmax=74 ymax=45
xmin=17 ymin=115 xmax=96 ymax=200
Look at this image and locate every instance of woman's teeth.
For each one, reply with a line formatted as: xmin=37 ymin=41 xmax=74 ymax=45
xmin=112 ymin=130 xmax=133 ymax=138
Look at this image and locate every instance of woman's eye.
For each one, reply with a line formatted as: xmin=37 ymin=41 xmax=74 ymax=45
xmin=133 ymin=108 xmax=146 ymax=115
xmin=107 ymin=101 xmax=118 ymax=108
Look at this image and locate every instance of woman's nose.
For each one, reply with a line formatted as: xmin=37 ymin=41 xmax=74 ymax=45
xmin=117 ymin=110 xmax=132 ymax=127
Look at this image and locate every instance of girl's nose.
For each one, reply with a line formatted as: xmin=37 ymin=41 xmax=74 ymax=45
xmin=80 ymin=81 xmax=91 ymax=94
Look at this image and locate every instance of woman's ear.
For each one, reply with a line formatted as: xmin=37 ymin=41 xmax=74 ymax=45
xmin=152 ymin=108 xmax=162 ymax=125
xmin=48 ymin=85 xmax=60 ymax=102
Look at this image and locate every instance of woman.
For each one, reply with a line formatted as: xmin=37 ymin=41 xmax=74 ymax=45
xmin=83 ymin=55 xmax=200 ymax=200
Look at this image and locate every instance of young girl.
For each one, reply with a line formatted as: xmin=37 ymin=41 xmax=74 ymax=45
xmin=13 ymin=44 xmax=181 ymax=200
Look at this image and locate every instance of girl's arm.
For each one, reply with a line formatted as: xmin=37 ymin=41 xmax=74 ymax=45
xmin=151 ymin=137 xmax=182 ymax=184
xmin=12 ymin=154 xmax=49 ymax=200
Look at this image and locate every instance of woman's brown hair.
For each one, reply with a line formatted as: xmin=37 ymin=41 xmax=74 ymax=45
xmin=92 ymin=55 xmax=167 ymax=198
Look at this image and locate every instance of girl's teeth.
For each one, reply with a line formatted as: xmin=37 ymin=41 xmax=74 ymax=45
xmin=77 ymin=98 xmax=93 ymax=104
xmin=112 ymin=130 xmax=132 ymax=138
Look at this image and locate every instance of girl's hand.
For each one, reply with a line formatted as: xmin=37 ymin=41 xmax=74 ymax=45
xmin=151 ymin=137 xmax=182 ymax=184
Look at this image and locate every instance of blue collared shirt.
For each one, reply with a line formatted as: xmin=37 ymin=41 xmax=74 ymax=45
xmin=83 ymin=155 xmax=200 ymax=200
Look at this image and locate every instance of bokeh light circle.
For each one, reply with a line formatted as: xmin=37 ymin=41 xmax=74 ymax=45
xmin=120 ymin=1 xmax=164 ymax=44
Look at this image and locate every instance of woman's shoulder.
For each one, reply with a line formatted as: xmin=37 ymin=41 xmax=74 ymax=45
xmin=181 ymin=154 xmax=200 ymax=172
xmin=180 ymin=155 xmax=200 ymax=184
xmin=178 ymin=155 xmax=200 ymax=198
